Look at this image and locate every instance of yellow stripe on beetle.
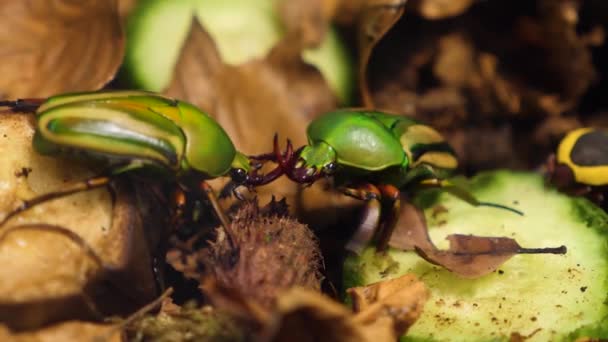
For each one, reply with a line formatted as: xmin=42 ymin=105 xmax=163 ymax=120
xmin=557 ymin=128 xmax=608 ymax=186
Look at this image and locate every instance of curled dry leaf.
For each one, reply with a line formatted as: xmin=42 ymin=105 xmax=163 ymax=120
xmin=118 ymin=0 xmax=138 ymax=20
xmin=388 ymin=203 xmax=565 ymax=278
xmin=263 ymin=273 xmax=428 ymax=342
xmin=357 ymin=0 xmax=406 ymax=106
xmin=348 ymin=273 xmax=429 ymax=338
xmin=0 ymin=0 xmax=124 ymax=98
xmin=410 ymin=0 xmax=475 ymax=19
xmin=0 ymin=114 xmax=158 ymax=330
xmin=0 ymin=321 xmax=121 ymax=342
xmin=164 ymin=18 xmax=335 ymax=152
xmin=277 ymin=0 xmax=331 ymax=49
xmin=164 ymin=17 xmax=348 ymax=221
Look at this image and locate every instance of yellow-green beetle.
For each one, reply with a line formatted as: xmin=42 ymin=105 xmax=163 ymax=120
xmin=273 ymin=109 xmax=521 ymax=252
xmin=0 ymin=90 xmax=282 ymax=245
xmin=548 ymin=127 xmax=608 ymax=208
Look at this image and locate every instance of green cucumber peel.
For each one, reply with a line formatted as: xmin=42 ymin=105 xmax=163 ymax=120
xmin=120 ymin=0 xmax=354 ymax=103
xmin=344 ymin=170 xmax=608 ymax=341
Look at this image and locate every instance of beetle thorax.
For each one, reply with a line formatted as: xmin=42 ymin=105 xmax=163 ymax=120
xmin=300 ymin=142 xmax=337 ymax=170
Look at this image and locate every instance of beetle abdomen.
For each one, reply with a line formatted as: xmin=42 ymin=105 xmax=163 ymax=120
xmin=35 ymin=93 xmax=186 ymax=173
xmin=398 ymin=124 xmax=458 ymax=171
xmin=306 ymin=110 xmax=406 ymax=170
xmin=557 ymin=128 xmax=608 ymax=186
xmin=357 ymin=110 xmax=458 ymax=171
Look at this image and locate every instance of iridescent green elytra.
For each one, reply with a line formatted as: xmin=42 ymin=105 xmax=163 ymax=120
xmin=33 ymin=90 xmax=250 ymax=184
xmin=0 ymin=91 xmax=282 ymax=246
xmin=295 ymin=109 xmax=458 ymax=187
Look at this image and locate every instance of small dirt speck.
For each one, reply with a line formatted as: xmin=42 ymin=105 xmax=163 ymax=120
xmin=580 ymin=286 xmax=588 ymax=292
xmin=530 ymin=317 xmax=537 ymax=322
xmin=498 ymin=269 xmax=504 ymax=275
xmin=431 ymin=205 xmax=448 ymax=218
xmin=14 ymin=167 xmax=32 ymax=178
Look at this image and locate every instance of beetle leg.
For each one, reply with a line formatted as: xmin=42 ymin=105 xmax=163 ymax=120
xmin=0 ymin=98 xmax=45 ymax=113
xmin=169 ymin=188 xmax=188 ymax=230
xmin=341 ymin=183 xmax=381 ymax=201
xmin=198 ymin=181 xmax=236 ymax=250
xmin=345 ymin=198 xmax=381 ymax=253
xmin=375 ymin=184 xmax=401 ymax=252
xmin=0 ymin=175 xmax=112 ymax=227
xmin=342 ymin=184 xmax=382 ymax=253
xmin=416 ymin=178 xmax=524 ymax=216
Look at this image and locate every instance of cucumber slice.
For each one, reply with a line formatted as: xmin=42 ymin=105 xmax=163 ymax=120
xmin=194 ymin=0 xmax=282 ymax=66
xmin=344 ymin=171 xmax=608 ymax=341
xmin=122 ymin=0 xmax=193 ymax=92
xmin=120 ymin=0 xmax=354 ymax=103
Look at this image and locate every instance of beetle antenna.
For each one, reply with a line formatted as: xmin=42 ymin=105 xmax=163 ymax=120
xmin=0 ymin=98 xmax=45 ymax=113
xmin=477 ymin=201 xmax=524 ymax=216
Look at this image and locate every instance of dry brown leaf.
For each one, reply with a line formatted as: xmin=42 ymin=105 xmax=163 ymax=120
xmin=164 ymin=17 xmax=339 ymax=214
xmin=411 ymin=0 xmax=475 ymax=19
xmin=277 ymin=0 xmax=331 ymax=49
xmin=0 ymin=114 xmax=158 ymax=330
xmin=0 ymin=0 xmax=124 ymax=98
xmin=262 ymin=273 xmax=427 ymax=342
xmin=0 ymin=321 xmax=121 ymax=342
xmin=349 ymin=273 xmax=429 ymax=337
xmin=357 ymin=0 xmax=406 ymax=106
xmin=118 ymin=0 xmax=138 ymax=20
xmin=200 ymin=270 xmax=427 ymax=341
xmin=389 ymin=203 xmax=565 ymax=278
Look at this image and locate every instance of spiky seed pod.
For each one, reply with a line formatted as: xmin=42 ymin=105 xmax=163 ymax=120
xmin=204 ymin=199 xmax=323 ymax=309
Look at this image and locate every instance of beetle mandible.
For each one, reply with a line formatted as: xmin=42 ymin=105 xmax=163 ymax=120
xmin=0 ymin=90 xmax=282 ymax=247
xmin=546 ymin=127 xmax=608 ymax=209
xmin=271 ymin=109 xmax=522 ymax=252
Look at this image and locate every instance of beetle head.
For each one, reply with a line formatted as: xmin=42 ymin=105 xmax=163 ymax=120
xmin=545 ymin=153 xmax=576 ymax=191
xmin=275 ymin=136 xmax=337 ymax=184
xmin=229 ymin=151 xmax=283 ymax=187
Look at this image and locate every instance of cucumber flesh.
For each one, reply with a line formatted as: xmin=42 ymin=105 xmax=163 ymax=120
xmin=121 ymin=0 xmax=354 ymax=103
xmin=122 ymin=0 xmax=193 ymax=91
xmin=344 ymin=171 xmax=608 ymax=341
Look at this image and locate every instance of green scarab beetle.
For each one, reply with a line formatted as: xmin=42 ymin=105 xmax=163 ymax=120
xmin=272 ymin=109 xmax=521 ymax=252
xmin=0 ymin=90 xmax=281 ymax=245
xmin=547 ymin=127 xmax=608 ymax=209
